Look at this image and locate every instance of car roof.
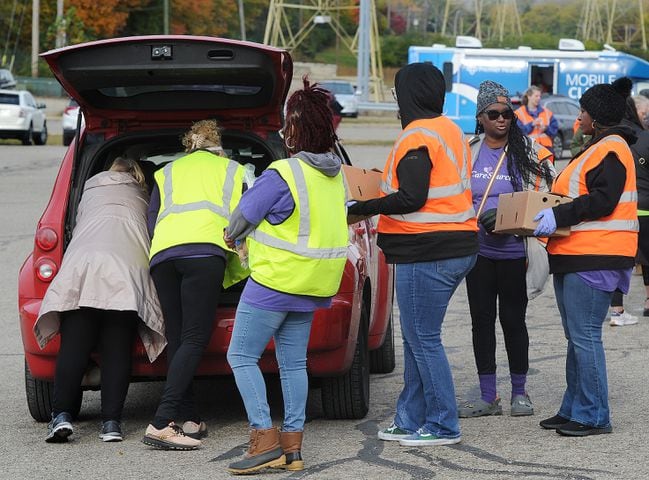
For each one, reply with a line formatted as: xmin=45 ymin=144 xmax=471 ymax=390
xmin=41 ymin=35 xmax=293 ymax=131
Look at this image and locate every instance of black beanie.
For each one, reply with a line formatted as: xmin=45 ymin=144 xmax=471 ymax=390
xmin=579 ymin=83 xmax=626 ymax=126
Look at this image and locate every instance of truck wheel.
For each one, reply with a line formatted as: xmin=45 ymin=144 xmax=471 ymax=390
xmin=370 ymin=314 xmax=396 ymax=374
xmin=25 ymin=359 xmax=82 ymax=422
xmin=321 ymin=307 xmax=370 ymax=419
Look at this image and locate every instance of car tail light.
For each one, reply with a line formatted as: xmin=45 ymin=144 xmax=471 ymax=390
xmin=64 ymin=106 xmax=76 ymax=114
xmin=35 ymin=258 xmax=58 ymax=282
xmin=36 ymin=227 xmax=58 ymax=251
xmin=19 ymin=108 xmax=26 ymax=118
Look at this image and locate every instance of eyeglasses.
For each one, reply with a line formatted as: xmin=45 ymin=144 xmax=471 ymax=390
xmin=390 ymin=87 xmax=397 ymax=102
xmin=484 ymin=109 xmax=514 ymax=121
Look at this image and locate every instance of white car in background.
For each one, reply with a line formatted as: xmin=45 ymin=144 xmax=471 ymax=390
xmin=0 ymin=89 xmax=48 ymax=145
xmin=62 ymin=98 xmax=83 ymax=146
xmin=319 ymin=80 xmax=359 ymax=117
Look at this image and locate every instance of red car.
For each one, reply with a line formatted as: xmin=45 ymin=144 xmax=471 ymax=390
xmin=18 ymin=36 xmax=394 ymax=422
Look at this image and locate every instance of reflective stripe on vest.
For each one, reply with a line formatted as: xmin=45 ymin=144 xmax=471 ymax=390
xmin=516 ymin=107 xmax=553 ymax=147
xmin=380 ymin=121 xmax=475 ymax=224
xmin=249 ymin=158 xmax=347 ymax=260
xmin=156 ymin=159 xmax=240 ymax=226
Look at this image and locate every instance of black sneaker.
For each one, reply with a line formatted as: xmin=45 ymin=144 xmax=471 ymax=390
xmin=45 ymin=412 xmax=73 ymax=443
xmin=100 ymin=420 xmax=123 ymax=442
xmin=539 ymin=414 xmax=570 ymax=430
xmin=556 ymin=421 xmax=612 ymax=437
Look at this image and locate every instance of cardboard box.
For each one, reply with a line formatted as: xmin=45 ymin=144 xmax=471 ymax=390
xmin=342 ymin=165 xmax=383 ymax=201
xmin=493 ymin=190 xmax=572 ymax=237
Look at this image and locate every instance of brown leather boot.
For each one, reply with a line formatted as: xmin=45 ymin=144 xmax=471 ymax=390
xmin=274 ymin=431 xmax=304 ymax=471
xmin=228 ymin=427 xmax=286 ymax=475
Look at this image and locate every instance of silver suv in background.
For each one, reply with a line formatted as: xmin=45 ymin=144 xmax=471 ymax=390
xmin=0 ymin=69 xmax=16 ymax=89
xmin=319 ymin=80 xmax=359 ymax=118
xmin=62 ymin=98 xmax=83 ymax=146
xmin=0 ymin=89 xmax=48 ymax=145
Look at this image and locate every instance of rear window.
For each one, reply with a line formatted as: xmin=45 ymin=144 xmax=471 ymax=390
xmin=320 ymin=82 xmax=354 ymax=95
xmin=0 ymin=93 xmax=19 ymax=105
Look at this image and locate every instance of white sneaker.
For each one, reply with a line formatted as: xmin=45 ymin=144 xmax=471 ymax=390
xmin=609 ymin=311 xmax=638 ymax=326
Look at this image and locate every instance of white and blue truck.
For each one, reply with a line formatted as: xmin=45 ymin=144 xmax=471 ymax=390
xmin=409 ymin=36 xmax=649 ymax=133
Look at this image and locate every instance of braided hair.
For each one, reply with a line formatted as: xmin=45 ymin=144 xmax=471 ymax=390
xmin=284 ymin=76 xmax=338 ymax=154
xmin=475 ymin=118 xmax=554 ymax=191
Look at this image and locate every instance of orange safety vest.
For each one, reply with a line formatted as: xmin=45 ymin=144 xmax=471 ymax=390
xmin=548 ymin=135 xmax=638 ymax=258
xmin=378 ymin=116 xmax=478 ymax=235
xmin=515 ymin=106 xmax=554 ymax=150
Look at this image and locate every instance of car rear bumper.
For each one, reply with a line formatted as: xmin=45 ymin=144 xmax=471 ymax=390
xmin=20 ymin=295 xmax=356 ymax=382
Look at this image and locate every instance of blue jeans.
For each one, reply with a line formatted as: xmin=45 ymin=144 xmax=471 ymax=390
xmin=393 ymin=254 xmax=477 ymax=438
xmin=553 ymin=273 xmax=612 ymax=428
xmin=227 ymin=302 xmax=314 ymax=431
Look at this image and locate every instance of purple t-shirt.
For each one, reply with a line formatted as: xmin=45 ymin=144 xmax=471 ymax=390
xmin=238 ymin=168 xmax=332 ymax=312
xmin=471 ymin=143 xmax=526 ymax=259
xmin=577 ymin=269 xmax=632 ymax=294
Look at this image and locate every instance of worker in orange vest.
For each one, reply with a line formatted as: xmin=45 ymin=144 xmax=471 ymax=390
xmin=515 ymin=86 xmax=559 ymax=158
xmin=534 ymin=83 xmax=638 ymax=437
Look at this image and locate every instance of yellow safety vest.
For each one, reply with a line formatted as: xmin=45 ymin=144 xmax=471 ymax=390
xmin=247 ymin=157 xmax=348 ymax=297
xmin=150 ymin=150 xmax=249 ymax=288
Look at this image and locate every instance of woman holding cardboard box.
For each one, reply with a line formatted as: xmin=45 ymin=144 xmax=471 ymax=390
xmin=458 ymin=81 xmax=555 ymax=419
xmin=534 ymin=83 xmax=638 ymax=436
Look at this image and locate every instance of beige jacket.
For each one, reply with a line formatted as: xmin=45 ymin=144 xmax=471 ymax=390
xmin=34 ymin=171 xmax=166 ymax=362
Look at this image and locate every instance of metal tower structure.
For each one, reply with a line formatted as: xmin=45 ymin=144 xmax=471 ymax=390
xmin=264 ymin=0 xmax=384 ymax=101
xmin=489 ymin=0 xmax=521 ymax=42
xmin=579 ymin=0 xmax=647 ymax=50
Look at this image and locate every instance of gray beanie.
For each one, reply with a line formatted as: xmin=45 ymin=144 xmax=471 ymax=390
xmin=476 ymin=80 xmax=513 ymax=116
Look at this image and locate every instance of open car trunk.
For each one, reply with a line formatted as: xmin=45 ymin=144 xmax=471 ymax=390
xmin=64 ymin=128 xmax=287 ymax=304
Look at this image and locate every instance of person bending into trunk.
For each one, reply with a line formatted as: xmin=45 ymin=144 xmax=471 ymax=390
xmin=35 ymin=156 xmax=166 ymax=444
xmin=142 ymin=120 xmax=249 ymax=450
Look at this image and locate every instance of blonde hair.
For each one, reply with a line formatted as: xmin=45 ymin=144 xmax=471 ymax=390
xmin=181 ymin=119 xmax=223 ymax=153
xmin=109 ymin=156 xmax=146 ymax=189
xmin=522 ymin=85 xmax=542 ymax=107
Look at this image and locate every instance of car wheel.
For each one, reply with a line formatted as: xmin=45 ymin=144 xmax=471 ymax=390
xmin=33 ymin=121 xmax=48 ymax=145
xmin=321 ymin=305 xmax=370 ymax=419
xmin=63 ymin=132 xmax=73 ymax=146
xmin=552 ymin=134 xmax=564 ymax=160
xmin=25 ymin=359 xmax=82 ymax=422
xmin=22 ymin=124 xmax=33 ymax=145
xmin=370 ymin=313 xmax=395 ymax=373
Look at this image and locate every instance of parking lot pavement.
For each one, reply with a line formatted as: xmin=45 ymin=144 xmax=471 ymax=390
xmin=3 ymin=145 xmax=649 ymax=479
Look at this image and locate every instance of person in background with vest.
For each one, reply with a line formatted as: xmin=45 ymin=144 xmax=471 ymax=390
xmin=35 ymin=156 xmax=166 ymax=444
xmin=534 ymin=84 xmax=638 ymax=436
xmin=142 ymin=120 xmax=248 ymax=450
xmin=458 ymin=81 xmax=555 ymax=419
xmin=223 ymin=78 xmax=348 ymax=474
xmin=348 ymin=63 xmax=478 ymax=446
xmin=516 ymin=85 xmax=559 ymax=158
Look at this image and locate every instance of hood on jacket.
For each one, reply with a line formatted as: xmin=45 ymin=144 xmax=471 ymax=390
xmin=84 ymin=170 xmax=140 ymax=191
xmin=295 ymin=151 xmax=342 ymax=177
xmin=394 ymin=63 xmax=446 ymax=128
xmin=585 ymin=123 xmax=637 ymax=151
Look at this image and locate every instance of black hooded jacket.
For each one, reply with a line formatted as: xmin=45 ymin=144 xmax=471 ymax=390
xmin=550 ymin=124 xmax=638 ymax=273
xmin=347 ymin=64 xmax=478 ymax=264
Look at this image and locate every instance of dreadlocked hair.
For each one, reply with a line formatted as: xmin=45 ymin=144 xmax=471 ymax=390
xmin=284 ymin=76 xmax=338 ymax=154
xmin=505 ymin=121 xmax=554 ymax=191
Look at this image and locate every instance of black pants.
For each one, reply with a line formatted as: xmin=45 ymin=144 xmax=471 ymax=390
xmin=151 ymin=256 xmax=225 ymax=425
xmin=53 ymin=308 xmax=137 ymax=422
xmin=465 ymin=255 xmax=529 ymax=375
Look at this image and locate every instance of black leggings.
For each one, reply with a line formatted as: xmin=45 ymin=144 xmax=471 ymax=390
xmin=53 ymin=308 xmax=137 ymax=422
xmin=465 ymin=255 xmax=529 ymax=375
xmin=151 ymin=256 xmax=225 ymax=426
